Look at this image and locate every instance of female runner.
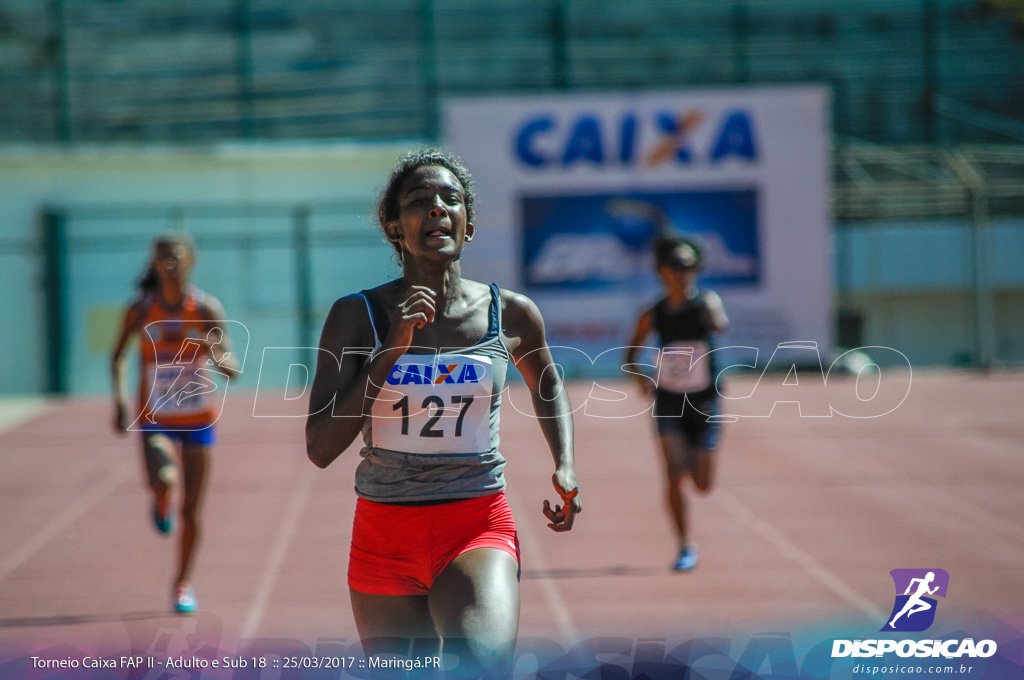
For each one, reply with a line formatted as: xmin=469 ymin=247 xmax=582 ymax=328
xmin=625 ymin=235 xmax=728 ymax=571
xmin=111 ymin=232 xmax=238 ymax=612
xmin=305 ymin=148 xmax=581 ymax=677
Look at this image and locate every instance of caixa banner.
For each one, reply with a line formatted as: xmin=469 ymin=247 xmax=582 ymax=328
xmin=444 ymin=87 xmax=832 ymax=376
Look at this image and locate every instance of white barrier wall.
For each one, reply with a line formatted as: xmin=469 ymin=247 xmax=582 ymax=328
xmin=444 ymin=86 xmax=833 ymax=375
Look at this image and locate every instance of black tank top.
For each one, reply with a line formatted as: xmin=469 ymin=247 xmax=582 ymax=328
xmin=651 ymin=291 xmax=718 ymax=396
xmin=652 ymin=292 xmax=714 ymax=345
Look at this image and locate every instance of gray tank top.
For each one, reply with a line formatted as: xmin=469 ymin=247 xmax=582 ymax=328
xmin=353 ymin=282 xmax=509 ymax=503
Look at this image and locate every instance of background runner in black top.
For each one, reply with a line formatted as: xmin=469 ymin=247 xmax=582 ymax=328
xmin=625 ymin=234 xmax=728 ymax=572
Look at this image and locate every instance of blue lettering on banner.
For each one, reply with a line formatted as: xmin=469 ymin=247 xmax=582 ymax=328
xmin=619 ymin=114 xmax=637 ymax=163
xmin=562 ymin=116 xmax=604 ymax=165
xmin=657 ymin=112 xmax=692 ymax=162
xmin=711 ymin=110 xmax=757 ymax=161
xmin=513 ymin=108 xmax=759 ymax=168
xmin=515 ymin=116 xmax=553 ymax=167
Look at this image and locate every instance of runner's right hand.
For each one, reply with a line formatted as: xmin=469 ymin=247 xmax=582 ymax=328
xmin=383 ymin=286 xmax=436 ymax=352
xmin=544 ymin=471 xmax=581 ymax=532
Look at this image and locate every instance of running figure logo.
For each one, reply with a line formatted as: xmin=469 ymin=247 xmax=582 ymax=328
xmin=130 ymin=320 xmax=250 ymax=432
xmin=882 ymin=568 xmax=949 ymax=632
xmin=145 ymin=327 xmax=229 ymax=424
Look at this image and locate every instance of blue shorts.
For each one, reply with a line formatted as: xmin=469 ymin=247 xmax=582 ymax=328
xmin=140 ymin=425 xmax=216 ymax=447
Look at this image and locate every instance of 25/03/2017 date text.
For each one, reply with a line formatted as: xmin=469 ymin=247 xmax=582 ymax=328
xmin=277 ymin=656 xmax=443 ymax=670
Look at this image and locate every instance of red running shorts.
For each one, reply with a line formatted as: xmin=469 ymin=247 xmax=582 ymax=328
xmin=348 ymin=491 xmax=520 ymax=596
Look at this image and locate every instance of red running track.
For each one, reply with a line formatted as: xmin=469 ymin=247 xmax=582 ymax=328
xmin=1 ymin=371 xmax=1023 ymax=660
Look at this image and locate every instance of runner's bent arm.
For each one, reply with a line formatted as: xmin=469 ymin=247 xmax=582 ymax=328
xmin=198 ymin=294 xmax=241 ymax=378
xmin=306 ymin=287 xmax=437 ymax=468
xmin=624 ymin=309 xmax=655 ymax=393
xmin=703 ymin=291 xmax=729 ymax=334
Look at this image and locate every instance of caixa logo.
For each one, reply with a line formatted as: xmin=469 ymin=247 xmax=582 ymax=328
xmin=513 ymin=108 xmax=758 ymax=168
xmin=386 ymin=362 xmax=483 ymax=386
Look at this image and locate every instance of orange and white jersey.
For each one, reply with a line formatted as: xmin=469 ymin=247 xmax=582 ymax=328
xmin=137 ymin=286 xmax=219 ymax=429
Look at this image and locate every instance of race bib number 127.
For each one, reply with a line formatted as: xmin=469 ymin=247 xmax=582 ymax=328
xmin=370 ymin=354 xmax=494 ymax=455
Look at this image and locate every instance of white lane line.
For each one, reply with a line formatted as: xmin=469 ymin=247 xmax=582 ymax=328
xmin=504 ymin=485 xmax=581 ymax=642
xmin=714 ymin=488 xmax=885 ymax=621
xmin=0 ymin=463 xmax=131 ymax=584
xmin=238 ymin=466 xmax=317 ymax=640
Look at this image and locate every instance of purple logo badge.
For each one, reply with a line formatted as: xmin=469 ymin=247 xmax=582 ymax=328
xmin=882 ymin=568 xmax=949 ymax=632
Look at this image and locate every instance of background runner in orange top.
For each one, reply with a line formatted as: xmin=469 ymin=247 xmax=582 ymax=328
xmin=110 ymin=231 xmax=239 ymax=613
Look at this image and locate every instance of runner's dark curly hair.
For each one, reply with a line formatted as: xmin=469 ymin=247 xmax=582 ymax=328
xmin=376 ymin=147 xmax=477 ymax=257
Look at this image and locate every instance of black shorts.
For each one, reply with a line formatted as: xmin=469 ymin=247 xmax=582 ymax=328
xmin=653 ymin=388 xmax=719 ymax=452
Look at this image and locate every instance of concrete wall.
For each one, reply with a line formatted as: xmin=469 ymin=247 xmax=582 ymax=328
xmin=844 ymin=291 xmax=1024 ymax=367
xmin=0 ymin=141 xmax=413 ymax=395
xmin=837 ymin=219 xmax=1024 ymax=368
